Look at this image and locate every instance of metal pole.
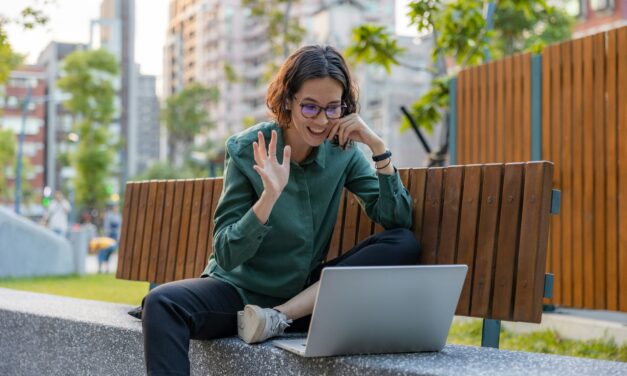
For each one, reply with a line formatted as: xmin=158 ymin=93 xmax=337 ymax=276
xmin=15 ymin=85 xmax=33 ymax=215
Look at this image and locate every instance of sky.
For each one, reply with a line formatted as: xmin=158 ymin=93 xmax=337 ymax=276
xmin=2 ymin=0 xmax=169 ymax=77
xmin=2 ymin=0 xmax=416 ymax=91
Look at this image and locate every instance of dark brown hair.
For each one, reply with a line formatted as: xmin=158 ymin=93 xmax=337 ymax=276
xmin=266 ymin=45 xmax=359 ymax=128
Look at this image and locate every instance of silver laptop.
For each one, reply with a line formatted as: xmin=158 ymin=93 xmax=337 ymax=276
xmin=272 ymin=265 xmax=467 ymax=357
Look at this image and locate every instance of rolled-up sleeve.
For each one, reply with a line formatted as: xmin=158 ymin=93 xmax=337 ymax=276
xmin=212 ymin=151 xmax=271 ymax=271
xmin=344 ymin=149 xmax=413 ymax=229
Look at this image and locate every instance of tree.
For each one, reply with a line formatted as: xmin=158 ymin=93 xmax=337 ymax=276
xmin=0 ymin=2 xmax=49 ymax=83
xmin=56 ymin=49 xmax=119 ymax=213
xmin=161 ymin=83 xmax=219 ymax=166
xmin=0 ymin=128 xmax=16 ymax=201
xmin=347 ymin=0 xmax=574 ymax=164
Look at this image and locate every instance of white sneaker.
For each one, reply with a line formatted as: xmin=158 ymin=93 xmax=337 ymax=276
xmin=237 ymin=305 xmax=292 ymax=344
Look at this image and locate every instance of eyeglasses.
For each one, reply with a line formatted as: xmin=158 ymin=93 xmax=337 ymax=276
xmin=295 ymin=97 xmax=347 ymax=119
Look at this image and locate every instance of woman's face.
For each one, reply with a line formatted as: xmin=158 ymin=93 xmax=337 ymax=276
xmin=287 ymin=76 xmax=343 ymax=148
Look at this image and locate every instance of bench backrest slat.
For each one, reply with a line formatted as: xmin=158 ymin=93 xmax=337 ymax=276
xmin=117 ymin=162 xmax=554 ymax=323
xmin=491 ymin=163 xmax=524 ymax=320
xmin=455 ymin=165 xmax=482 ymax=316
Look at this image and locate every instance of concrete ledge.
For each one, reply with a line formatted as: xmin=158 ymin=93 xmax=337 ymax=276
xmin=1 ymin=288 xmax=626 ymax=376
xmin=0 ymin=207 xmax=73 ymax=277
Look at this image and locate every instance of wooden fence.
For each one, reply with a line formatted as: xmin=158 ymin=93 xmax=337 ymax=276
xmin=450 ymin=26 xmax=627 ymax=312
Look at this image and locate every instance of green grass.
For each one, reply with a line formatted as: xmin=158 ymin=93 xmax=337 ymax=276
xmin=1 ymin=274 xmax=626 ymax=362
xmin=448 ymin=319 xmax=627 ymax=362
xmin=0 ymin=273 xmax=148 ymax=306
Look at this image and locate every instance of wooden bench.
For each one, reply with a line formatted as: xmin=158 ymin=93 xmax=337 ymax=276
xmin=116 ymin=161 xmax=559 ymax=348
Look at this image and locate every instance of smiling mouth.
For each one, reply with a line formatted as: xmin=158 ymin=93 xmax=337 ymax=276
xmin=307 ymin=126 xmax=326 ymax=136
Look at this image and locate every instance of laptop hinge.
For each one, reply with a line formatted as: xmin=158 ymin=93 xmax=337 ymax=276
xmin=481 ymin=319 xmax=501 ymax=349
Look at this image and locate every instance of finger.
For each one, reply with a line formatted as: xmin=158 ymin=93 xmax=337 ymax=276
xmin=253 ymin=142 xmax=262 ymax=166
xmin=338 ymin=121 xmax=350 ymax=146
xmin=340 ymin=122 xmax=358 ymax=147
xmin=282 ymin=145 xmax=291 ymax=167
xmin=257 ymin=131 xmax=268 ymax=158
xmin=268 ymin=130 xmax=277 ymax=159
xmin=253 ymin=165 xmax=269 ymax=182
xmin=327 ymin=123 xmax=340 ymax=141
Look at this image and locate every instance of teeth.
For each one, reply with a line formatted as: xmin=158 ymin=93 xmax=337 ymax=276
xmin=309 ymin=127 xmax=325 ymax=135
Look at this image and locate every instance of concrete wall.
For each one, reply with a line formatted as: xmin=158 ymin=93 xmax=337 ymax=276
xmin=0 ymin=207 xmax=74 ymax=277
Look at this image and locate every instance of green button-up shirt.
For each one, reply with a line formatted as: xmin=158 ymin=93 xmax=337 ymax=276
xmin=203 ymin=121 xmax=413 ymax=307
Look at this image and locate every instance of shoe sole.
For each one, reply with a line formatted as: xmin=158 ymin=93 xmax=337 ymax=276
xmin=238 ymin=305 xmax=267 ymax=344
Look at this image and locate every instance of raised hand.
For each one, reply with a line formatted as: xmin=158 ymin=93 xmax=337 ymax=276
xmin=252 ymin=130 xmax=291 ymax=201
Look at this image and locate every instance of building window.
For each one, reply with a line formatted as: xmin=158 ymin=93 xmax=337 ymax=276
xmin=564 ymin=0 xmax=584 ymax=17
xmin=590 ymin=0 xmax=613 ymax=12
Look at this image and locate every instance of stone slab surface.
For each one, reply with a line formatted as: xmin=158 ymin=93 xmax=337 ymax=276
xmin=1 ymin=288 xmax=626 ymax=376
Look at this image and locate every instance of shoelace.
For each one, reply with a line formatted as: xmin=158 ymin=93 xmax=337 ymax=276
xmin=270 ymin=313 xmax=292 ymax=335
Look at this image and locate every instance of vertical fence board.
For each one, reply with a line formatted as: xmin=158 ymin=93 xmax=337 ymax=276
xmin=561 ymin=40 xmax=574 ymax=308
xmin=582 ymin=35 xmax=595 ymax=308
xmin=513 ymin=55 xmax=522 ymax=162
xmin=618 ymin=27 xmax=627 ymax=312
xmin=479 ymin=64 xmax=488 ymax=163
xmin=487 ymin=62 xmax=496 ymax=163
xmin=593 ymin=33 xmax=607 ymax=309
xmin=496 ymin=59 xmax=505 ymax=162
xmin=522 ymin=54 xmax=531 ymax=161
xmin=571 ymin=38 xmax=584 ymax=307
xmin=550 ymin=44 xmax=565 ymax=305
xmin=606 ymin=29 xmax=619 ymax=311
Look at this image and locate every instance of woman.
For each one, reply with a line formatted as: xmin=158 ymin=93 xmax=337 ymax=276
xmin=141 ymin=45 xmax=420 ymax=375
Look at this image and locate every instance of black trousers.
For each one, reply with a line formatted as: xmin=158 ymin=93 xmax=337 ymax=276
xmin=141 ymin=228 xmax=420 ymax=376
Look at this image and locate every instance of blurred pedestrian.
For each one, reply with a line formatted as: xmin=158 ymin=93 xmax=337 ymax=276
xmin=42 ymin=191 xmax=71 ymax=237
xmin=103 ymin=204 xmax=121 ymax=240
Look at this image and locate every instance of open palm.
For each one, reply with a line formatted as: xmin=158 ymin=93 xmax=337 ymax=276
xmin=252 ymin=130 xmax=291 ymax=200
